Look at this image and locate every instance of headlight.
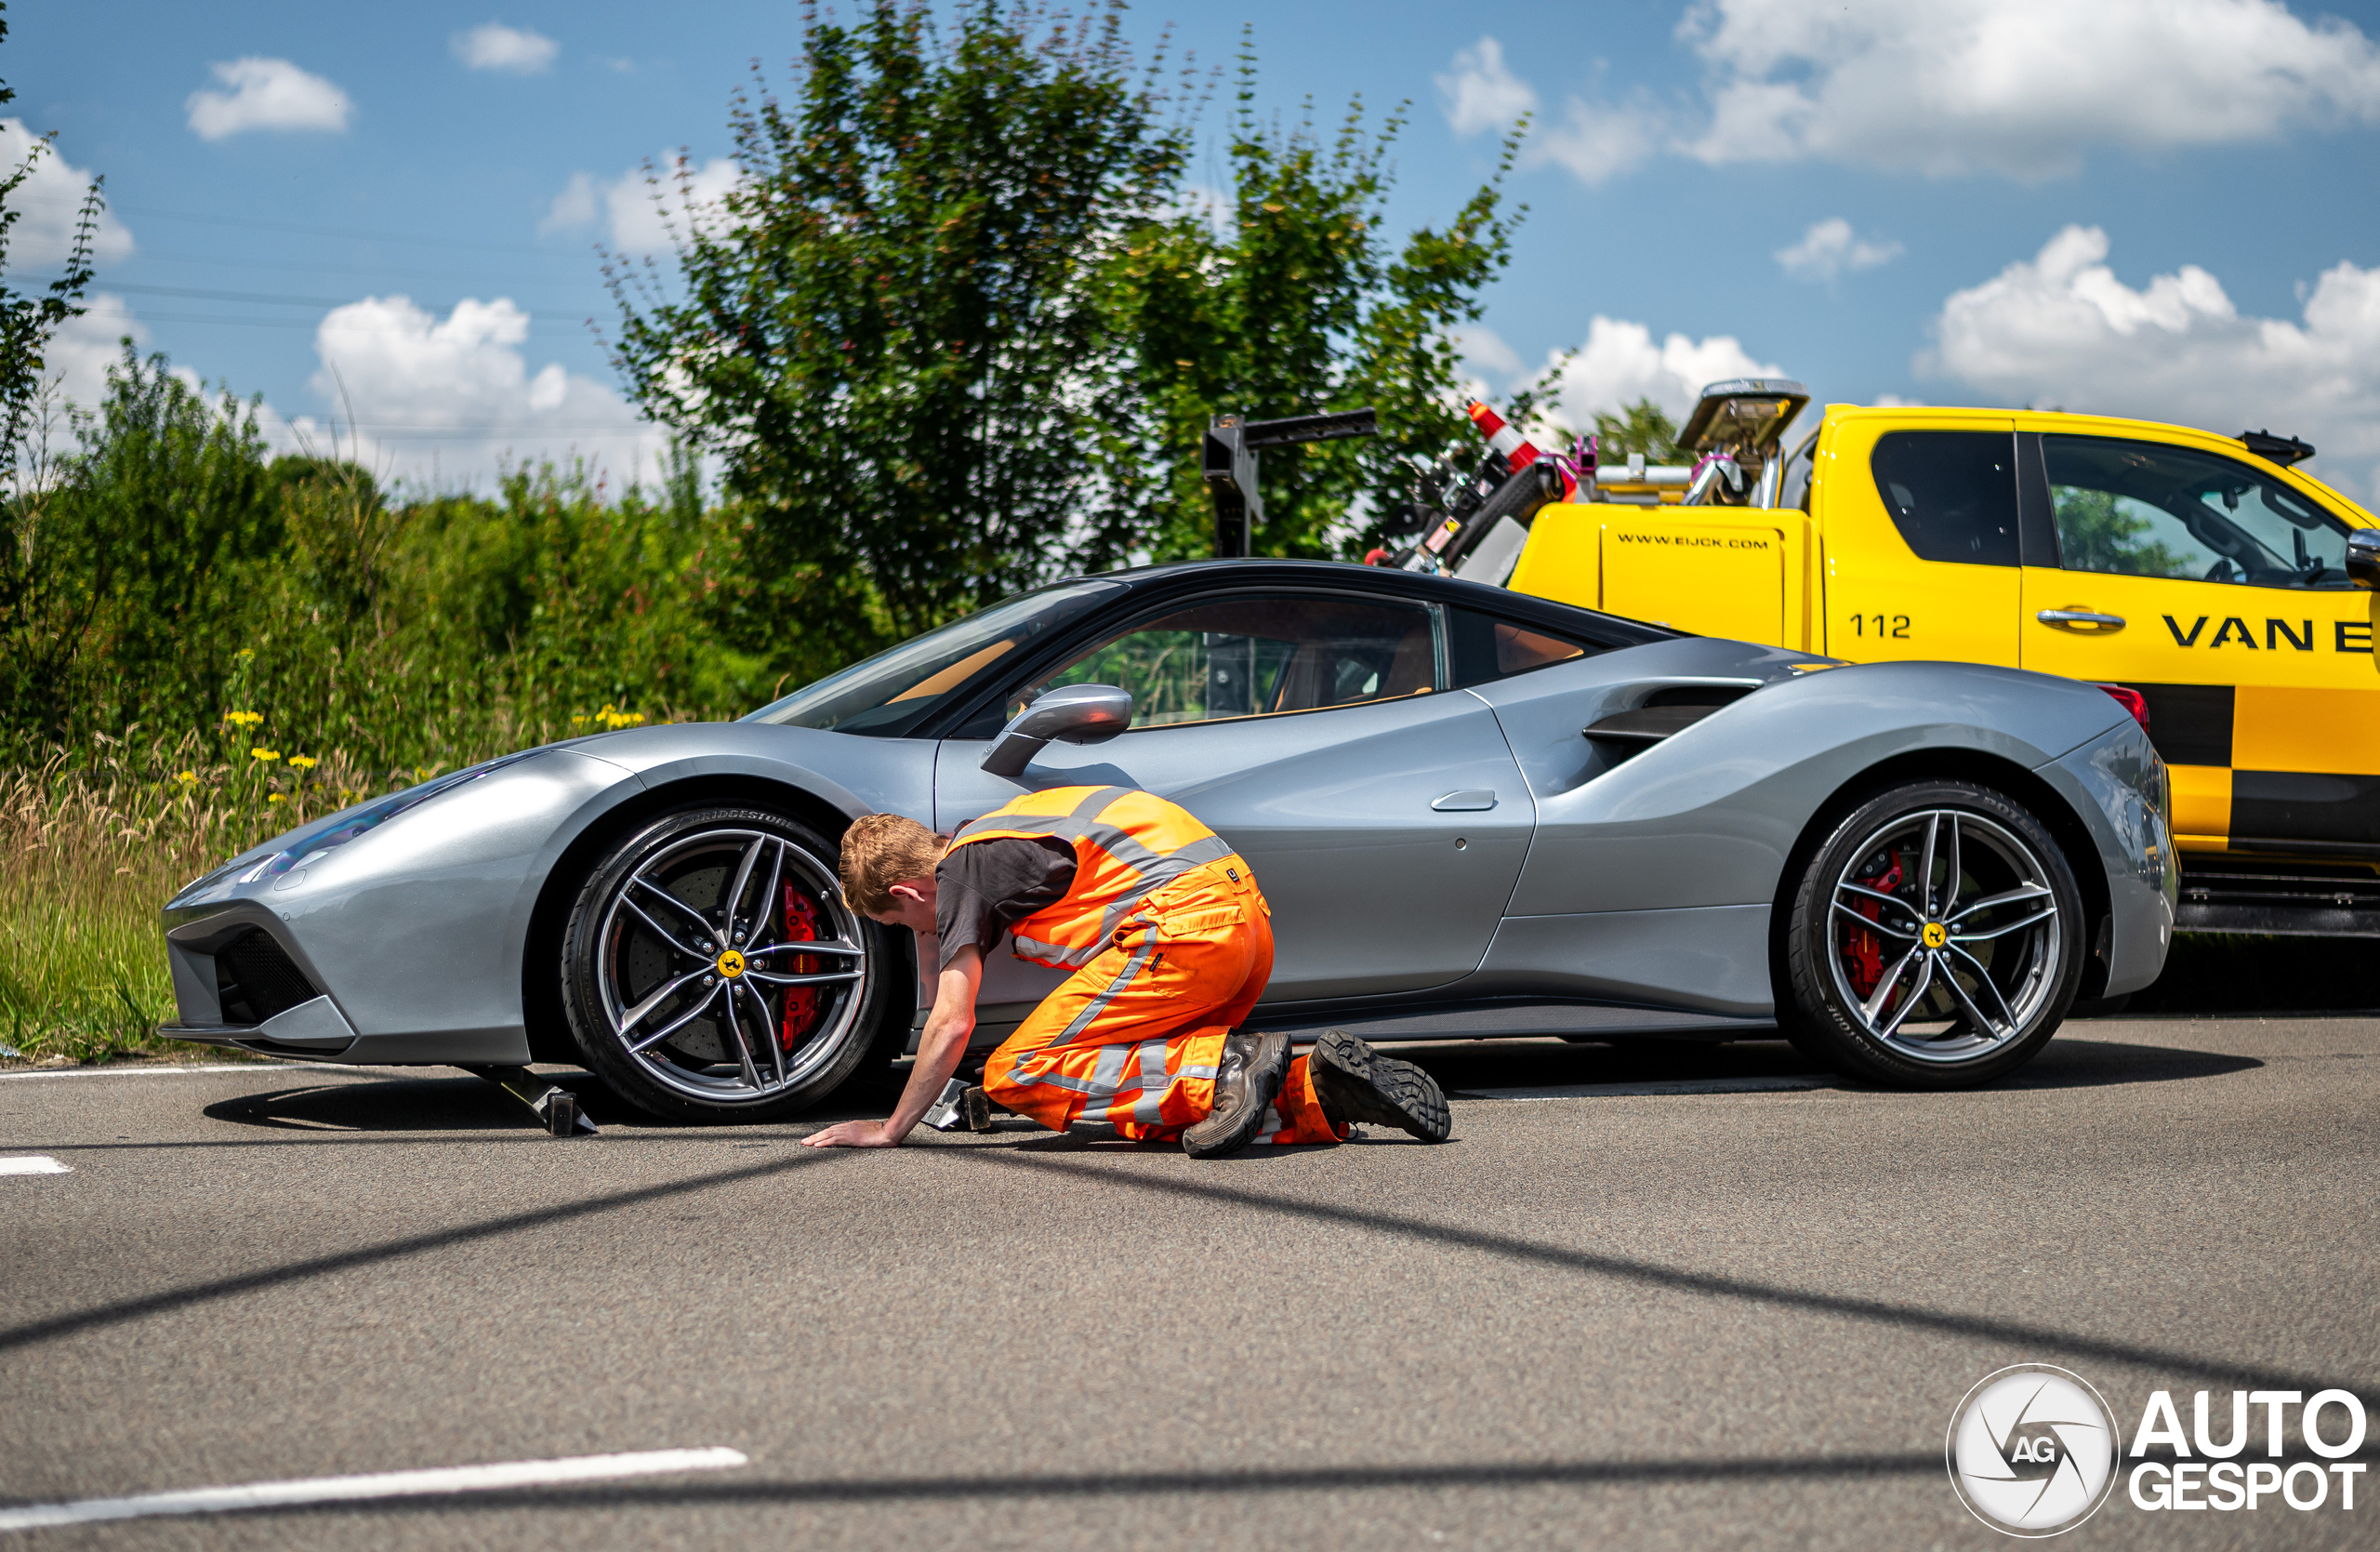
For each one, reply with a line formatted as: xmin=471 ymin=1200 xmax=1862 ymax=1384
xmin=233 ymin=751 xmax=538 ymax=885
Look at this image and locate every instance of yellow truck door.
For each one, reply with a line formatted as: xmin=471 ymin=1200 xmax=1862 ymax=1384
xmin=2016 ymin=428 xmax=2380 ymax=854
xmin=1818 ymin=415 xmax=2022 ymax=666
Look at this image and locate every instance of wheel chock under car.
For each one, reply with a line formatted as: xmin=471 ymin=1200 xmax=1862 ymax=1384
xmin=461 ymin=1065 xmax=598 ymax=1136
xmin=923 ymin=1079 xmax=994 ymax=1133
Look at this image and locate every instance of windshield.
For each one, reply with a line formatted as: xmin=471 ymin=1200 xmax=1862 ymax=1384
xmin=741 ymin=577 xmax=1126 ymax=736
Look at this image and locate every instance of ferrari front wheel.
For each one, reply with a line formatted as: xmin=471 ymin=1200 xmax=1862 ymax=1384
xmin=561 ymin=806 xmax=895 ymax=1122
xmin=1783 ymin=780 xmax=2083 ymax=1089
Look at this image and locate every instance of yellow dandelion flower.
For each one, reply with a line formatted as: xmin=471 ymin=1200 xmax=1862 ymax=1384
xmin=224 ymin=710 xmax=264 ymax=728
xmin=267 ymin=793 xmax=286 ymax=803
xmin=251 ymin=748 xmax=280 ymax=763
xmin=176 ymin=770 xmax=197 ymax=785
xmin=287 ymin=755 xmax=318 ymax=771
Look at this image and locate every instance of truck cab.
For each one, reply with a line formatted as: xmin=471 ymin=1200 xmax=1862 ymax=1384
xmin=1504 ymin=383 xmax=2380 ymax=936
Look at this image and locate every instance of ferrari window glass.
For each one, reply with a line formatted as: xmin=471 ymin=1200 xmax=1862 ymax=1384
xmin=1869 ymin=431 xmax=2020 ymax=565
xmin=743 ymin=577 xmax=1124 ymax=736
xmin=1445 ymin=608 xmax=1592 ymax=687
xmin=2043 ymin=435 xmax=2354 ymax=589
xmin=1012 ymin=593 xmax=1439 ymax=727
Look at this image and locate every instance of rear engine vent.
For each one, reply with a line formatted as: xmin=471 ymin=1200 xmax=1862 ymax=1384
xmin=215 ymin=930 xmax=320 ymax=1025
xmin=1643 ymin=685 xmax=1752 ymax=710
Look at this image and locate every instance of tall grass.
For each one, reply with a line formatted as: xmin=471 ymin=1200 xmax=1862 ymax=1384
xmin=0 ymin=725 xmax=565 ymax=1064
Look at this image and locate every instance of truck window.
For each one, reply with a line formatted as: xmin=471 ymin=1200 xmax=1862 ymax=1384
xmin=2043 ymin=434 xmax=2355 ymax=589
xmin=1869 ymin=431 xmax=2020 ymax=566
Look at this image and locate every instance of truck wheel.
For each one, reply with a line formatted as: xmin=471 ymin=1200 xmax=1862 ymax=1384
xmin=1782 ymin=780 xmax=2082 ymax=1089
xmin=561 ymin=805 xmax=895 ymax=1122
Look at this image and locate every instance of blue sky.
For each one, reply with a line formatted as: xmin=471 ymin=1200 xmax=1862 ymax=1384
xmin=17 ymin=1 xmax=2380 ymax=497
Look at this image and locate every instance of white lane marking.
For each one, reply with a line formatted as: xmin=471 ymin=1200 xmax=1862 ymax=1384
xmin=0 ymin=1156 xmax=71 ymax=1175
xmin=0 ymin=1064 xmax=385 ymax=1083
xmin=0 ymin=1447 xmax=749 ymax=1532
xmin=1469 ymin=1076 xmax=1835 ymax=1101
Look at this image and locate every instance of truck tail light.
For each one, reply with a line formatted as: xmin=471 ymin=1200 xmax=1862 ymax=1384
xmin=2095 ymin=683 xmax=2150 ymax=732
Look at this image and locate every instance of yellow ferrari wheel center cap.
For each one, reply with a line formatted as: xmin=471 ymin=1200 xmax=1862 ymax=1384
xmin=1921 ymin=922 xmax=1948 ymax=948
xmin=716 ymin=948 xmax=747 ymax=978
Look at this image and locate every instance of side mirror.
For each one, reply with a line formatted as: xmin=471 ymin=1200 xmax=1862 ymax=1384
xmin=2347 ymin=528 xmax=2380 ymax=590
xmin=980 ymin=683 xmax=1134 ymax=780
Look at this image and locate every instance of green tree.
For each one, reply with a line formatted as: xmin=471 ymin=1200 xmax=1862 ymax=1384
xmin=610 ymin=0 xmax=1188 ymax=675
xmin=0 ymin=0 xmax=103 ymax=484
xmin=2 ymin=350 xmax=281 ymax=743
xmin=1578 ymin=398 xmax=1691 ymax=468
xmin=1109 ymin=55 xmax=1527 ymax=563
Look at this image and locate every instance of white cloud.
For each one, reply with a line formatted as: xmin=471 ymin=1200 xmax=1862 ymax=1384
xmin=186 ymin=58 xmax=352 ymax=139
xmin=539 ymin=172 xmax=599 ymax=235
xmin=1680 ymin=0 xmax=2380 ymax=179
xmin=1928 ymin=225 xmax=2380 ymax=497
xmin=1438 ymin=36 xmax=1538 ymax=136
xmin=1546 ymin=316 xmax=1783 ymax=426
xmin=452 ymin=22 xmax=558 ymax=73
xmin=0 ymin=121 xmax=134 ymax=269
xmin=303 ymin=295 xmax=666 ymax=489
xmin=1774 ymin=218 xmax=1902 ymax=283
xmin=543 ymin=155 xmax=742 ymax=255
xmin=1536 ymin=99 xmax=1660 ymax=186
xmin=1455 ymin=324 xmax=1523 ymax=383
xmin=42 ymin=293 xmax=146 ymax=413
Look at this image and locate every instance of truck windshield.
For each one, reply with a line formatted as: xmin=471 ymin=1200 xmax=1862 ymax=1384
xmin=741 ymin=578 xmax=1125 ymax=737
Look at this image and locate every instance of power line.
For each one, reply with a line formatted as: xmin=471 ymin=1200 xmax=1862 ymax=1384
xmin=19 ymin=192 xmax=587 ymax=258
xmin=107 ymin=281 xmax=610 ymax=313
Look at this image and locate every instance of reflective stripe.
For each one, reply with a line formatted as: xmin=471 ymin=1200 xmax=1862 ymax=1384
xmin=1129 ymin=1038 xmax=1171 ymax=1123
xmin=1054 ymin=936 xmax=1157 ymax=1045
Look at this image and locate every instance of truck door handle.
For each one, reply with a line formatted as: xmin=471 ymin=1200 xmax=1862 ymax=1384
xmin=2036 ymin=609 xmax=2126 ymax=630
xmin=1432 ymin=790 xmax=1497 ymax=811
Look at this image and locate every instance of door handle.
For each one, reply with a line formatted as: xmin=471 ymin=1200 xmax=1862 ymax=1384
xmin=1432 ymin=790 xmax=1497 ymax=812
xmin=2036 ymin=608 xmax=2126 ymax=630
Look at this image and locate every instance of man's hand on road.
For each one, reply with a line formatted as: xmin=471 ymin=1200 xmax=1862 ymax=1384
xmin=801 ymin=1120 xmax=902 ymax=1148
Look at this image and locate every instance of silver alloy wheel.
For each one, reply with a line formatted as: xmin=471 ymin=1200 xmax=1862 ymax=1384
xmin=1824 ymin=807 xmax=2062 ymax=1065
xmin=594 ymin=826 xmax=871 ymax=1104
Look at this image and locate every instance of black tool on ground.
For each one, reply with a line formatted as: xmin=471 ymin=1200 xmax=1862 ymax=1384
xmin=1205 ymin=407 xmax=1378 ymax=558
xmin=923 ymin=1078 xmax=995 ymax=1132
xmin=460 ymin=1065 xmax=596 ymax=1135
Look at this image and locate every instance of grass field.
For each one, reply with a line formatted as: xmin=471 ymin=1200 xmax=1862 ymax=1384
xmin=0 ymin=741 xmax=402 ymax=1064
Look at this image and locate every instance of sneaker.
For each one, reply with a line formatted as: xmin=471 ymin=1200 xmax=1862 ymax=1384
xmin=1182 ymin=1028 xmax=1291 ymax=1159
xmin=1306 ymin=1028 xmax=1450 ymax=1142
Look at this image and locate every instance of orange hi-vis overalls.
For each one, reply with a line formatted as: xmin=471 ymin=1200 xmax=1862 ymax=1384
xmin=957 ymin=787 xmax=1344 ymax=1146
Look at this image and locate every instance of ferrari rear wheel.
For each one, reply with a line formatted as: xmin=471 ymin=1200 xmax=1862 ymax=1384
xmin=1783 ymin=780 xmax=2083 ymax=1089
xmin=562 ymin=806 xmax=893 ymax=1121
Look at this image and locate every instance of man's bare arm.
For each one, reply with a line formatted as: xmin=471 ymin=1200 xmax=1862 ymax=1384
xmin=801 ymin=946 xmax=981 ymax=1147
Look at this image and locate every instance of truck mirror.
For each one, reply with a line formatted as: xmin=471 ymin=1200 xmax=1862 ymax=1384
xmin=981 ymin=683 xmax=1134 ymax=780
xmin=2347 ymin=528 xmax=2380 ymax=590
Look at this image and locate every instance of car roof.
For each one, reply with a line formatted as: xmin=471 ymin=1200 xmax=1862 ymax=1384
xmin=1060 ymin=558 xmax=1678 ymax=650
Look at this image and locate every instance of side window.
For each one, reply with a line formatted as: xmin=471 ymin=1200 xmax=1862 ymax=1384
xmin=1009 ymin=593 xmax=1440 ymax=728
xmin=2043 ymin=434 xmax=2355 ymax=589
xmin=1869 ymin=431 xmax=2020 ymax=565
xmin=1446 ymin=607 xmax=1592 ymax=687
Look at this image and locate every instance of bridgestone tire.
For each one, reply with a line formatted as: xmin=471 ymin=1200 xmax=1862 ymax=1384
xmin=561 ymin=805 xmax=897 ymax=1123
xmin=1782 ymin=780 xmax=2084 ymax=1090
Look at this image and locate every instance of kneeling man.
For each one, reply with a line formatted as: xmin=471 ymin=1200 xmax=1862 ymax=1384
xmin=803 ymin=786 xmax=1449 ymax=1157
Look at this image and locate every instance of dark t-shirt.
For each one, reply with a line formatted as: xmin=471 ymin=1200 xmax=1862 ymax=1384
xmin=933 ymin=836 xmax=1078 ymax=971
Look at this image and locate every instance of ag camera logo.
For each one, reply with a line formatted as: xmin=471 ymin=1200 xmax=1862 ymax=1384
xmin=1947 ymin=1365 xmax=2121 ymax=1536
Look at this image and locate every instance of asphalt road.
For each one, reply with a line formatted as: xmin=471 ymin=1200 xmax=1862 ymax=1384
xmin=3 ymin=1013 xmax=2375 ymax=1550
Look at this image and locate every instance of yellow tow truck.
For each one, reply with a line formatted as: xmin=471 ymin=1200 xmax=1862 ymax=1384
xmin=1499 ymin=379 xmax=2380 ymax=937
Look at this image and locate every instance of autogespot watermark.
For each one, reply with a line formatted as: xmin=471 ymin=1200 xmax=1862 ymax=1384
xmin=1947 ymin=1366 xmax=2368 ymax=1535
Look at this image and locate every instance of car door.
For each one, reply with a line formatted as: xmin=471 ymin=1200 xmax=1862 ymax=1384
xmin=2017 ymin=430 xmax=2380 ymax=853
xmin=934 ymin=587 xmax=1536 ymax=1005
xmin=1820 ymin=417 xmax=2023 ymax=666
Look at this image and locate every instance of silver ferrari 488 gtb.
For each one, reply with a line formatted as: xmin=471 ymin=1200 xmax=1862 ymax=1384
xmin=161 ymin=560 xmax=2175 ymax=1121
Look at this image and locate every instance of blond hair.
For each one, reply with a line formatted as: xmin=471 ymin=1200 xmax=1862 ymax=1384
xmin=839 ymin=813 xmax=947 ymax=914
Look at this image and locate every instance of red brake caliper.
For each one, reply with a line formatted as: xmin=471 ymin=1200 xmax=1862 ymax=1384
xmin=779 ymin=885 xmax=826 ymax=1052
xmin=1842 ymin=852 xmax=1903 ymax=1005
